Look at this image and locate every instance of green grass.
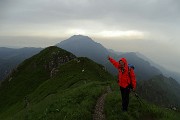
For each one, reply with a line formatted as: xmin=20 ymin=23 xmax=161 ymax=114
xmin=0 ymin=46 xmax=180 ymax=120
xmin=0 ymin=47 xmax=114 ymax=119
xmin=4 ymin=81 xmax=106 ymax=120
xmin=104 ymin=80 xmax=180 ymax=120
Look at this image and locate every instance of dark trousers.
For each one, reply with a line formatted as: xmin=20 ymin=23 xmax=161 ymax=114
xmin=120 ymin=86 xmax=130 ymax=111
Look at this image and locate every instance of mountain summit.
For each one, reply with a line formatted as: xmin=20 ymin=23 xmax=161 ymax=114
xmin=60 ymin=35 xmax=94 ymax=43
xmin=56 ymin=35 xmax=163 ymax=80
xmin=56 ymin=35 xmax=109 ymax=64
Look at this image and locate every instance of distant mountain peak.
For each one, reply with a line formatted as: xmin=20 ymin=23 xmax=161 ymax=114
xmin=66 ymin=35 xmax=94 ymax=42
xmin=70 ymin=34 xmax=91 ymax=39
xmin=56 ymin=35 xmax=109 ymax=64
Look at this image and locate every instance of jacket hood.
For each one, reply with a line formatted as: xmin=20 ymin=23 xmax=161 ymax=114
xmin=119 ymin=58 xmax=128 ymax=66
xmin=119 ymin=58 xmax=128 ymax=70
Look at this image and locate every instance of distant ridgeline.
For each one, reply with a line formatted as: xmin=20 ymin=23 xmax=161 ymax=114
xmin=0 ymin=47 xmax=42 ymax=81
xmin=137 ymin=74 xmax=180 ymax=109
xmin=0 ymin=46 xmax=180 ymax=120
xmin=56 ymin=35 xmax=162 ymax=80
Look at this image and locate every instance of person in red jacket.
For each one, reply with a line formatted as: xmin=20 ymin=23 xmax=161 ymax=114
xmin=108 ymin=56 xmax=136 ymax=112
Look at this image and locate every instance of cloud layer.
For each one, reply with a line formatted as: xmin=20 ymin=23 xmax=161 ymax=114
xmin=1 ymin=0 xmax=179 ymax=39
xmin=0 ymin=0 xmax=180 ymax=72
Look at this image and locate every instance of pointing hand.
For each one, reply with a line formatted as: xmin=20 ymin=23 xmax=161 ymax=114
xmin=107 ymin=55 xmax=110 ymax=60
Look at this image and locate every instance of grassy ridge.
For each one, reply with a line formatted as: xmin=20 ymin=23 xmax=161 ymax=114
xmin=104 ymin=80 xmax=180 ymax=120
xmin=1 ymin=46 xmax=180 ymax=120
xmin=5 ymin=82 xmax=106 ymax=120
xmin=0 ymin=49 xmax=114 ymax=119
xmin=0 ymin=46 xmax=76 ymax=113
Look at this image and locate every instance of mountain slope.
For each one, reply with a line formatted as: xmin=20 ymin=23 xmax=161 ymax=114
xmin=0 ymin=47 xmax=42 ymax=81
xmin=136 ymin=52 xmax=180 ymax=83
xmin=119 ymin=52 xmax=161 ymax=80
xmin=105 ymin=80 xmax=180 ymax=120
xmin=0 ymin=46 xmax=179 ymax=120
xmin=106 ymin=51 xmax=161 ymax=80
xmin=56 ymin=35 xmax=109 ymax=65
xmin=136 ymin=74 xmax=180 ymax=109
xmin=0 ymin=46 xmax=76 ymax=113
xmin=0 ymin=46 xmax=113 ymax=120
xmin=56 ymin=35 xmax=163 ymax=81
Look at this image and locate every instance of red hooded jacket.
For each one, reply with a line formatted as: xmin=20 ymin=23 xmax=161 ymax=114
xmin=109 ymin=57 xmax=136 ymax=89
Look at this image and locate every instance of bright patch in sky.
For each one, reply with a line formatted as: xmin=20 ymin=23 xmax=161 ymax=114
xmin=66 ymin=29 xmax=86 ymax=35
xmin=1 ymin=0 xmax=180 ymax=73
xmin=64 ymin=29 xmax=146 ymax=40
xmin=99 ymin=30 xmax=145 ymax=39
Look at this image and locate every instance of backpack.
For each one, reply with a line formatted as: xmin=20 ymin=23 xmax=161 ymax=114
xmin=127 ymin=64 xmax=135 ymax=89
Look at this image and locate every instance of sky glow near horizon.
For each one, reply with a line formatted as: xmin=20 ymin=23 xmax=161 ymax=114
xmin=0 ymin=0 xmax=180 ymax=72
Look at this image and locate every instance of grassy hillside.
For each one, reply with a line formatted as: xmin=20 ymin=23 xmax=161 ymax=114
xmin=0 ymin=46 xmax=113 ymax=119
xmin=105 ymin=81 xmax=180 ymax=120
xmin=0 ymin=46 xmax=179 ymax=120
xmin=0 ymin=46 xmax=76 ymax=113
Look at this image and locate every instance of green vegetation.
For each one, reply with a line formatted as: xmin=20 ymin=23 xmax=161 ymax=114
xmin=105 ymin=80 xmax=180 ymax=120
xmin=0 ymin=46 xmax=179 ymax=120
xmin=0 ymin=46 xmax=113 ymax=119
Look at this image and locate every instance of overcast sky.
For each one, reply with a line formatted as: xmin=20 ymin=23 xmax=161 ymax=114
xmin=0 ymin=0 xmax=180 ymax=72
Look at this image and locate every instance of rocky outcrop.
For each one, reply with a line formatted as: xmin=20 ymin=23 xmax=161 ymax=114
xmin=45 ymin=51 xmax=76 ymax=78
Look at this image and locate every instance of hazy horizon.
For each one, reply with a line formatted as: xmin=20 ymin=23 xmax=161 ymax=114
xmin=1 ymin=0 xmax=180 ymax=73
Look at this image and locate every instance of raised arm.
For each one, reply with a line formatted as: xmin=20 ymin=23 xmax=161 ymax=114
xmin=108 ymin=56 xmax=119 ymax=69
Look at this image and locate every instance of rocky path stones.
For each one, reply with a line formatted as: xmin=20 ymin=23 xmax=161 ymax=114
xmin=93 ymin=86 xmax=112 ymax=120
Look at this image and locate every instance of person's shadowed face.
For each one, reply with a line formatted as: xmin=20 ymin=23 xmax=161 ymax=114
xmin=119 ymin=60 xmax=125 ymax=68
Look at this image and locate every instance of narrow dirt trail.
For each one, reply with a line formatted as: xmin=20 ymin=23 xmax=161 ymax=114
xmin=93 ymin=86 xmax=112 ymax=120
